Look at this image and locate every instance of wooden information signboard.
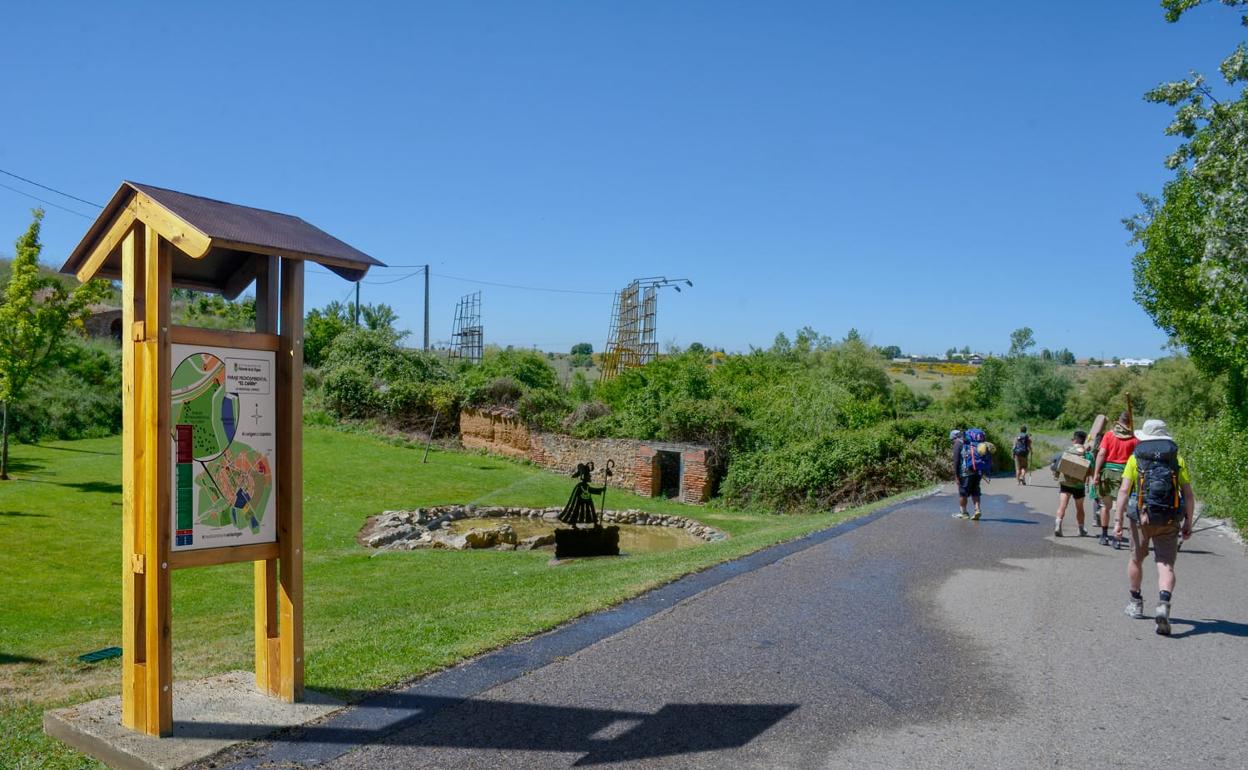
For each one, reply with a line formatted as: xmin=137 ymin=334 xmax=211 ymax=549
xmin=61 ymin=182 xmax=381 ymax=737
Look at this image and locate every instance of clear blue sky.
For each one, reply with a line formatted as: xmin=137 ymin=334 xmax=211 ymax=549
xmin=0 ymin=1 xmax=1239 ymax=359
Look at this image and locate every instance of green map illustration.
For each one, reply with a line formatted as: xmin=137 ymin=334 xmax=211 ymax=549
xmin=172 ymin=353 xmax=273 ymax=537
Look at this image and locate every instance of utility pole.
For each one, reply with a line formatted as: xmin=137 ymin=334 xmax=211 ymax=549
xmin=423 ymin=264 xmax=430 ymax=351
xmin=354 ymin=281 xmax=361 ymax=327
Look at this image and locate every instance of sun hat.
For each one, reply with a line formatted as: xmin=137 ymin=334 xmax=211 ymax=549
xmin=1134 ymin=419 xmax=1173 ymax=442
xmin=949 ymin=429 xmax=963 ymax=441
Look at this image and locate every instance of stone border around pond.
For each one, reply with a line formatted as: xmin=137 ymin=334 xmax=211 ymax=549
xmin=358 ymin=505 xmax=728 ymax=553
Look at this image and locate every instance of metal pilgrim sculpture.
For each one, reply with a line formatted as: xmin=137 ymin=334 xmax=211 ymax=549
xmin=554 ymin=460 xmax=621 ymax=558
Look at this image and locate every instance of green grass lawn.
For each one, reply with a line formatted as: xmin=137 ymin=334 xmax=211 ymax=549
xmin=0 ymin=426 xmax=916 ymax=769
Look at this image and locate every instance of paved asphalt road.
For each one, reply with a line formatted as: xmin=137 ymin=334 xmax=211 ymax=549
xmin=215 ymin=477 xmax=1248 ymax=769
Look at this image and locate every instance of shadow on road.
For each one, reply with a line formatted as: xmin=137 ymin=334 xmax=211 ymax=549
xmin=1169 ymin=618 xmax=1248 ymax=639
xmin=977 ymin=518 xmax=1039 ymax=525
xmin=189 ymin=693 xmax=797 ymax=766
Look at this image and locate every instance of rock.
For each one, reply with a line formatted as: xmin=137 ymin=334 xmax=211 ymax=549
xmin=496 ymin=543 xmax=517 ymax=551
xmin=518 ymin=533 xmax=556 ymax=550
xmin=364 ymin=524 xmax=417 ymax=548
xmin=463 ymin=523 xmax=517 ymax=549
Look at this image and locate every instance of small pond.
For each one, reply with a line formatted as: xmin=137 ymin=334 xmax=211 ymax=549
xmin=445 ymin=518 xmax=703 ymax=553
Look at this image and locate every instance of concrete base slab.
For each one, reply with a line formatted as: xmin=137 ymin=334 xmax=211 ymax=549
xmin=43 ymin=671 xmax=343 ymax=770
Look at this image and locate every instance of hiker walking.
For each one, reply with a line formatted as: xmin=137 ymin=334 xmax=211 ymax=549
xmin=1091 ymin=412 xmax=1138 ymax=546
xmin=1012 ymin=426 xmax=1032 ymax=485
xmin=1112 ymin=419 xmax=1195 ymax=636
xmin=1052 ymin=430 xmax=1093 ymax=537
xmin=953 ymin=428 xmax=991 ymax=521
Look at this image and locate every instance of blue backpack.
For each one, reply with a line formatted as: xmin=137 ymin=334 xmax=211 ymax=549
xmin=960 ymin=428 xmax=992 ymax=476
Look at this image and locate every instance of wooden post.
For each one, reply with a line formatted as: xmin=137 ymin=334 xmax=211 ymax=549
xmin=121 ymin=224 xmax=147 ymax=732
xmin=142 ymin=230 xmax=173 ymax=735
xmin=277 ymin=258 xmax=304 ymax=701
xmin=253 ymin=256 xmax=282 ymax=695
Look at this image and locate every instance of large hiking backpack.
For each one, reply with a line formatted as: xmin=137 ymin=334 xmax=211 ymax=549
xmin=960 ymin=428 xmax=992 ymax=476
xmin=1133 ymin=439 xmax=1181 ymax=524
xmin=1013 ymin=433 xmax=1031 ymax=455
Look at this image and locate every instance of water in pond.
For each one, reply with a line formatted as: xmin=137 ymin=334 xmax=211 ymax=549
xmin=446 ymin=518 xmax=702 ymax=553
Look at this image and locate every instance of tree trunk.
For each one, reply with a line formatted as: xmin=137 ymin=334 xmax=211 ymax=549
xmin=1 ymin=400 xmax=9 ymax=481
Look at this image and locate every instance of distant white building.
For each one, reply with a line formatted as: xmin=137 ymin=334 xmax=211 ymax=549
xmin=1120 ymin=358 xmax=1155 ymax=367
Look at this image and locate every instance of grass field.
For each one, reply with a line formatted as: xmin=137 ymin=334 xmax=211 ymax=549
xmin=0 ymin=426 xmax=910 ymax=769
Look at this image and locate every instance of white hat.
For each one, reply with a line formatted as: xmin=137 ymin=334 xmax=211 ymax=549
xmin=1134 ymin=419 xmax=1173 ymax=441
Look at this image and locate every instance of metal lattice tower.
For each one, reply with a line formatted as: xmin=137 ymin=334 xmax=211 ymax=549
xmin=450 ymin=291 xmax=483 ymax=364
xmin=601 ymin=276 xmax=692 ymax=379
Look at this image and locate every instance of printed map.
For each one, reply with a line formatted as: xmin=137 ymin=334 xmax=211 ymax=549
xmin=170 ymin=345 xmax=276 ymax=551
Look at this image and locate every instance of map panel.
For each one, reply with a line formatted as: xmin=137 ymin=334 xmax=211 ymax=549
xmin=170 ymin=344 xmax=277 ymax=551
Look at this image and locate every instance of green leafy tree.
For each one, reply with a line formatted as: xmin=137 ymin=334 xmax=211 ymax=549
xmin=877 ymin=345 xmax=902 ymax=360
xmin=1008 ymin=327 xmax=1036 ymax=358
xmin=360 ymin=303 xmax=398 ymax=332
xmin=570 ymin=342 xmax=593 ymax=355
xmin=304 ymin=301 xmax=352 ymax=368
xmin=1055 ymin=348 xmax=1076 ymax=365
xmin=178 ymin=293 xmax=256 ymax=330
xmin=1128 ymin=2 xmax=1248 ymax=419
xmin=0 ymin=210 xmax=109 ymax=479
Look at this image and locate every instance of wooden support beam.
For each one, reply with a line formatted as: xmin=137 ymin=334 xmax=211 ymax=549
xmin=120 ymin=223 xmax=146 ymax=732
xmin=131 ymin=193 xmax=212 ymax=259
xmin=75 ymin=208 xmax=138 ymax=284
xmin=276 ymin=258 xmax=304 ymax=702
xmin=141 ymin=229 xmax=173 ymax=736
xmin=169 ymin=326 xmax=279 ymax=352
xmin=253 ymin=255 xmax=281 ymax=695
xmin=169 ymin=542 xmax=279 ymax=570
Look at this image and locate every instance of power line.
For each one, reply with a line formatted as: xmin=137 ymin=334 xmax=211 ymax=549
xmin=0 ymin=168 xmax=104 ymax=208
xmin=0 ymin=181 xmax=95 ymax=219
xmin=433 ymin=271 xmax=613 ymax=295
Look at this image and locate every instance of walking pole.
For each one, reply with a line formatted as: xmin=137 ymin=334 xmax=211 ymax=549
xmin=598 ymin=460 xmax=614 ymax=526
xmin=422 ymin=412 xmax=439 ymax=464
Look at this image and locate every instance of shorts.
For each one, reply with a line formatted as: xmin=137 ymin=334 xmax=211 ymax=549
xmin=1096 ymin=465 xmax=1125 ymax=499
xmin=1013 ymin=453 xmax=1029 ymax=468
xmin=958 ymin=474 xmax=982 ymax=498
xmin=1129 ymin=519 xmax=1180 ymax=567
xmin=1059 ymin=484 xmax=1085 ymax=500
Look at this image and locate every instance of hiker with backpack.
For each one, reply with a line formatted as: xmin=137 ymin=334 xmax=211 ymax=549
xmin=1051 ymin=430 xmax=1093 ymax=537
xmin=1012 ymin=426 xmax=1032 ymax=485
xmin=953 ymin=428 xmax=993 ymax=521
xmin=1090 ymin=412 xmax=1138 ymax=546
xmin=1111 ymin=419 xmax=1195 ymax=636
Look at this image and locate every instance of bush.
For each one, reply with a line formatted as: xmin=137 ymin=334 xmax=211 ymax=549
xmin=1176 ymin=416 xmax=1248 ymax=534
xmin=720 ymin=418 xmax=949 ymax=511
xmin=1001 ymin=358 xmax=1071 ymax=420
xmin=11 ymin=340 xmax=122 ymax=442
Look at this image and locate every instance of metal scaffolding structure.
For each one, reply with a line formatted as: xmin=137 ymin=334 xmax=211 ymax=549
xmin=450 ymin=291 xmax=483 ymax=364
xmin=601 ymin=276 xmax=692 ymax=380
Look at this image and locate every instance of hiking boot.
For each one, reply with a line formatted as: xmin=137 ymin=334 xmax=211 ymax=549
xmin=1155 ymin=602 xmax=1171 ymax=636
xmin=1125 ymin=599 xmax=1145 ymax=619
xmin=1098 ymin=533 xmax=1110 ymax=546
xmin=971 ymin=510 xmax=981 ymax=521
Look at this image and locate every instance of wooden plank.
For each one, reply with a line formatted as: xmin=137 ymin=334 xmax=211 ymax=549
xmin=120 ymin=224 xmax=144 ymax=733
xmin=132 ymin=193 xmax=212 ymax=259
xmin=211 ymin=238 xmax=373 ymax=275
xmin=254 ymin=558 xmax=279 ymax=694
xmin=167 ymin=542 xmax=278 ymax=570
xmin=169 ymin=326 xmax=280 ymax=352
xmin=142 ymin=231 xmax=173 ymax=736
xmin=255 ymin=256 xmax=279 ymax=334
xmin=248 ymin=254 xmax=281 ymax=695
xmin=277 ymin=258 xmax=305 ymax=702
xmin=75 ymin=208 xmax=138 ymax=284
xmin=222 ymin=255 xmax=262 ymax=301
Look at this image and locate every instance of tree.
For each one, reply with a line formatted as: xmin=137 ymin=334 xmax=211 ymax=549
xmin=1008 ymin=327 xmax=1036 ymax=358
xmin=1040 ymin=348 xmax=1054 ymax=361
xmin=1128 ymin=2 xmax=1248 ymax=419
xmin=1055 ymin=348 xmax=1076 ymax=365
xmin=877 ymin=345 xmax=902 ymax=360
xmin=0 ymin=210 xmax=108 ymax=479
xmin=570 ymin=342 xmax=593 ymax=355
xmin=946 ymin=347 xmax=957 ymax=361
xmin=360 ymin=303 xmax=398 ymax=333
xmin=1002 ymin=358 xmax=1072 ymax=420
xmin=960 ymin=345 xmax=971 ymax=356
xmin=304 ymin=301 xmax=352 ymax=368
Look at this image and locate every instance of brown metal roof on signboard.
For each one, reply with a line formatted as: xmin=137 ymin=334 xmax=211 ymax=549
xmin=61 ymin=181 xmax=385 ymax=296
